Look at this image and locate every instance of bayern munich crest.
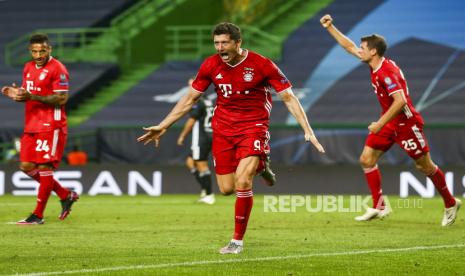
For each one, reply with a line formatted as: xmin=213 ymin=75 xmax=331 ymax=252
xmin=39 ymin=72 xmax=47 ymax=80
xmin=243 ymin=73 xmax=253 ymax=82
xmin=243 ymin=68 xmax=254 ymax=82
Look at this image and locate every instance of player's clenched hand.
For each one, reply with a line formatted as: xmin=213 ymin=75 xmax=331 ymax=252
xmin=368 ymin=122 xmax=382 ymax=134
xmin=137 ymin=125 xmax=167 ymax=147
xmin=1 ymin=86 xmax=13 ymax=97
xmin=305 ymin=133 xmax=325 ymax=153
xmin=1 ymin=84 xmax=29 ymax=102
xmin=13 ymin=87 xmax=30 ymax=102
xmin=320 ymin=14 xmax=333 ymax=28
xmin=2 ymin=84 xmax=19 ymax=100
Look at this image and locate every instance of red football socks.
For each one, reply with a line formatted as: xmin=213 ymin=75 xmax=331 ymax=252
xmin=52 ymin=180 xmax=70 ymax=200
xmin=428 ymin=167 xmax=456 ymax=208
xmin=26 ymin=169 xmax=69 ymax=200
xmin=32 ymin=170 xmax=54 ymax=218
xmin=364 ymin=165 xmax=385 ymax=209
xmin=233 ymin=189 xmax=254 ymax=240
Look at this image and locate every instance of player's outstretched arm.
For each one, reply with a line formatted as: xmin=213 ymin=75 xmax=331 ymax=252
xmin=279 ymin=89 xmax=325 ymax=153
xmin=137 ymin=88 xmax=202 ymax=147
xmin=177 ymin=117 xmax=196 ymax=145
xmin=320 ymin=14 xmax=361 ymax=59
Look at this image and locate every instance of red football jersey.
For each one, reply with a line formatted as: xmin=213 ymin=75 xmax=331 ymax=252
xmin=21 ymin=57 xmax=69 ymax=133
xmin=192 ymin=50 xmax=291 ymax=135
xmin=370 ymin=57 xmax=423 ymax=127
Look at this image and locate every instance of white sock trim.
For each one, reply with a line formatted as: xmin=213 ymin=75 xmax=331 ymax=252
xmin=231 ymin=239 xmax=243 ymax=246
xmin=363 ymin=164 xmax=379 ymax=174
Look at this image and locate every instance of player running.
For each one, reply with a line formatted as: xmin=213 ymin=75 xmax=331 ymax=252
xmin=320 ymin=14 xmax=460 ymax=225
xmin=138 ymin=22 xmax=325 ymax=254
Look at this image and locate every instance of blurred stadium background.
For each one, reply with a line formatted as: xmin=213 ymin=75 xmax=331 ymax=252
xmin=0 ymin=0 xmax=464 ymax=196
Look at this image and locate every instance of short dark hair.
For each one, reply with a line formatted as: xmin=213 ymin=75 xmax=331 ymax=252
xmin=29 ymin=33 xmax=50 ymax=45
xmin=212 ymin=22 xmax=241 ymax=41
xmin=361 ymin=34 xmax=387 ymax=57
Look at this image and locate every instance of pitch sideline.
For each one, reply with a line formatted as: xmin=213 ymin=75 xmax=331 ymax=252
xmin=5 ymin=244 xmax=465 ymax=276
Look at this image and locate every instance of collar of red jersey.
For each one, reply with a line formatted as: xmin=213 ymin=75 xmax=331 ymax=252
xmin=372 ymin=57 xmax=386 ymax=73
xmin=226 ymin=48 xmax=248 ymax=68
xmin=35 ymin=56 xmax=53 ymax=69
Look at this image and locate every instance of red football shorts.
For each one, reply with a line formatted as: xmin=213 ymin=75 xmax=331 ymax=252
xmin=366 ymin=122 xmax=429 ymax=159
xmin=212 ymin=131 xmax=270 ymax=175
xmin=20 ymin=128 xmax=67 ymax=168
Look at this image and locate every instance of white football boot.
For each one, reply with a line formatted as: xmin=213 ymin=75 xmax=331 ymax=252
xmin=198 ymin=194 xmax=215 ymax=205
xmin=219 ymin=241 xmax=243 ymax=254
xmin=355 ymin=207 xmax=392 ymax=221
xmin=442 ymin=198 xmax=461 ymax=226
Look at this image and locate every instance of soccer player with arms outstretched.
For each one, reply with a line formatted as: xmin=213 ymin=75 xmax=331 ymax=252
xmin=1 ymin=34 xmax=79 ymax=224
xmin=138 ymin=22 xmax=325 ymax=254
xmin=320 ymin=14 xmax=460 ymax=225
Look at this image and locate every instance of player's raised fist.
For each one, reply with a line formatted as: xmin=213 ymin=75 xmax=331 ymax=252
xmin=305 ymin=133 xmax=325 ymax=153
xmin=320 ymin=14 xmax=333 ymax=28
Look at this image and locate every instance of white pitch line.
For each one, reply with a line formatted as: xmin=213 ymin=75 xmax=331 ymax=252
xmin=4 ymin=244 xmax=465 ymax=276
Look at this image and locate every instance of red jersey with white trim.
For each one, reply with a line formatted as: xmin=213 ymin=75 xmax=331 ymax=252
xmin=370 ymin=57 xmax=423 ymax=127
xmin=192 ymin=50 xmax=291 ymax=135
xmin=21 ymin=57 xmax=69 ymax=133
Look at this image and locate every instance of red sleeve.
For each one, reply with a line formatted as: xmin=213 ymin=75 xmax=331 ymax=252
xmin=191 ymin=58 xmax=212 ymax=93
xmin=52 ymin=63 xmax=69 ymax=93
xmin=262 ymin=58 xmax=292 ymax=93
xmin=379 ymin=69 xmax=403 ymax=96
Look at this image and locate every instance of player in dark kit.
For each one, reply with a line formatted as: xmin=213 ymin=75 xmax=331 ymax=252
xmin=177 ymin=82 xmax=216 ymax=205
xmin=1 ymin=33 xmax=79 ymax=224
xmin=138 ymin=22 xmax=325 ymax=254
xmin=320 ymin=14 xmax=460 ymax=226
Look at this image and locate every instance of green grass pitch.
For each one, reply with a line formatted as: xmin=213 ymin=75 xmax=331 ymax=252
xmin=0 ymin=194 xmax=464 ymax=275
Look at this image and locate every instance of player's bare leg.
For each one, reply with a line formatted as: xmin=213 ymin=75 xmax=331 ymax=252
xmin=196 ymin=161 xmax=215 ymax=204
xmin=355 ymin=146 xmax=392 ymax=221
xmin=414 ymin=153 xmax=460 ymax=226
xmin=216 ymin=174 xmax=235 ymax=195
xmin=220 ymin=156 xmax=259 ymax=254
